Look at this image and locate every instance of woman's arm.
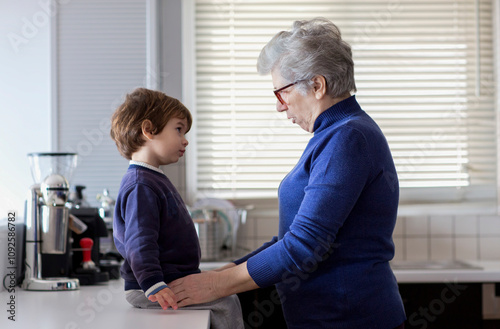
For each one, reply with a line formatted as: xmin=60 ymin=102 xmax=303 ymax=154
xmin=212 ymin=262 xmax=237 ymax=272
xmin=176 ymin=237 xmax=279 ymax=303
xmin=169 ymin=261 xmax=258 ymax=307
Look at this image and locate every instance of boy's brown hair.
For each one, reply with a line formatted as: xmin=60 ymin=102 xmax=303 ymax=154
xmin=110 ymin=88 xmax=192 ymax=160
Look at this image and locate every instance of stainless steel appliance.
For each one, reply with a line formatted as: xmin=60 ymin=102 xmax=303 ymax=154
xmin=190 ymin=198 xmax=252 ymax=261
xmin=191 ymin=209 xmax=228 ymax=261
xmin=22 ymin=152 xmax=80 ymax=291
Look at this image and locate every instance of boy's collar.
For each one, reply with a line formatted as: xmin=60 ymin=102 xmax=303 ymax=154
xmin=129 ymin=160 xmax=165 ymax=175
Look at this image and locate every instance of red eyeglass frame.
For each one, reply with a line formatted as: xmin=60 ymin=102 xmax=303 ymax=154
xmin=273 ymin=80 xmax=305 ymax=105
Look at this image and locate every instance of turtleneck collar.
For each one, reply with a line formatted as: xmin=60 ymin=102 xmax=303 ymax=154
xmin=313 ymin=95 xmax=363 ymax=134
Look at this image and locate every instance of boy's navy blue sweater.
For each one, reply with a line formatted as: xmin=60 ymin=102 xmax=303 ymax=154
xmin=113 ymin=165 xmax=201 ymax=295
xmin=235 ymin=96 xmax=406 ymax=328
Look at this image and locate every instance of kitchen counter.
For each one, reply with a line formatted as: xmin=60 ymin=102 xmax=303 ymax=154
xmin=201 ymin=260 xmax=500 ymax=283
xmin=391 ymin=260 xmax=500 ymax=283
xmin=0 ymin=279 xmax=209 ymax=329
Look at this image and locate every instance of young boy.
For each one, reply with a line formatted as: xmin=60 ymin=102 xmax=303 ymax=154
xmin=110 ymin=88 xmax=243 ymax=329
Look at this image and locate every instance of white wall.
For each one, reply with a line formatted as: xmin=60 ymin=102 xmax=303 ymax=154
xmin=0 ymin=0 xmax=52 ymax=218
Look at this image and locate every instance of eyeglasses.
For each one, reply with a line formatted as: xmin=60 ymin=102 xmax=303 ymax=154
xmin=273 ymin=80 xmax=305 ymax=105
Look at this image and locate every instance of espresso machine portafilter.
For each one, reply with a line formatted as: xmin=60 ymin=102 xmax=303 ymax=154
xmin=22 ymin=153 xmax=80 ymax=291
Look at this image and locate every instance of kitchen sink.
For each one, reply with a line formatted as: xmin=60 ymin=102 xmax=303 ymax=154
xmin=390 ymin=260 xmax=482 ymax=270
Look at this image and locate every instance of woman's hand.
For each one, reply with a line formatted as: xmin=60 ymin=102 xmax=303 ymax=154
xmin=148 ymin=286 xmax=178 ymax=310
xmin=169 ymin=271 xmax=221 ymax=307
xmin=170 ymin=262 xmax=259 ymax=308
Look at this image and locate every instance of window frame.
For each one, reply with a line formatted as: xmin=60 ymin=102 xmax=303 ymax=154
xmin=181 ymin=0 xmax=500 ymax=214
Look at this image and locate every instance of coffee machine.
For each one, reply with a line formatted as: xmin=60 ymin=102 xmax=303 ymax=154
xmin=22 ymin=152 xmax=80 ymax=291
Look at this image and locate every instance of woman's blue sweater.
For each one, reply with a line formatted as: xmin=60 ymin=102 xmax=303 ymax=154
xmin=236 ymin=95 xmax=406 ymax=328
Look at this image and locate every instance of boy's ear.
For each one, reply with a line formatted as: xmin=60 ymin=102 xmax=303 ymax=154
xmin=141 ymin=120 xmax=155 ymax=140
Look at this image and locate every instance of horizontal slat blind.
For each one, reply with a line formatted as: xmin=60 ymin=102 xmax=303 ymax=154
xmin=57 ymin=0 xmax=147 ymax=205
xmin=194 ymin=0 xmax=496 ymax=200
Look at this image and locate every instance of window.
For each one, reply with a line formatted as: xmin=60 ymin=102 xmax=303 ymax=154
xmin=183 ymin=0 xmax=497 ymax=206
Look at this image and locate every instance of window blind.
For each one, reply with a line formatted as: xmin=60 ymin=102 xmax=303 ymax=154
xmin=190 ymin=0 xmax=496 ymax=202
xmin=57 ymin=0 xmax=148 ymax=205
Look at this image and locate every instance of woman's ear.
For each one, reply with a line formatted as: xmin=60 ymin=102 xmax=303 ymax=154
xmin=141 ymin=120 xmax=155 ymax=140
xmin=312 ymin=75 xmax=327 ymax=100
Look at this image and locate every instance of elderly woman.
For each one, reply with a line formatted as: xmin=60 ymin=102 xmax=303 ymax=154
xmin=170 ymin=18 xmax=406 ymax=328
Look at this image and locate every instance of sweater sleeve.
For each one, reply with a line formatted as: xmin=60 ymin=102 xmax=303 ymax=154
xmin=122 ymin=183 xmax=167 ymax=294
xmin=246 ymin=127 xmax=372 ymax=287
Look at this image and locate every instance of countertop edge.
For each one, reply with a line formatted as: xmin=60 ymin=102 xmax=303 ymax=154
xmin=201 ymin=260 xmax=500 ymax=284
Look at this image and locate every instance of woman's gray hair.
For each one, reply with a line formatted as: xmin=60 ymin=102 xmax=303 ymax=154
xmin=257 ymin=17 xmax=356 ymax=97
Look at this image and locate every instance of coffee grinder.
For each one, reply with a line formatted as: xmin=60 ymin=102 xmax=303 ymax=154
xmin=22 ymin=152 xmax=80 ymax=291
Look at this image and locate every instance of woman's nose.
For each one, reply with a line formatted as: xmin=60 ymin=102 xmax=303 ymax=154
xmin=183 ymin=138 xmax=189 ymax=146
xmin=276 ymin=101 xmax=288 ymax=112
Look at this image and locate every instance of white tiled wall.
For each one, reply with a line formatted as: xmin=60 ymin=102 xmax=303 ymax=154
xmin=234 ymin=199 xmax=279 ymax=254
xmin=394 ymin=215 xmax=500 ymax=261
xmin=177 ymin=175 xmax=500 ymax=262
xmin=234 ymin=202 xmax=500 ymax=262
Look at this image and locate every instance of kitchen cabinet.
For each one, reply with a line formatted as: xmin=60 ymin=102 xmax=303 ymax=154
xmin=394 ymin=260 xmax=500 ymax=329
xmin=238 ymin=286 xmax=287 ymax=329
xmin=238 ymin=283 xmax=500 ymax=329
xmin=399 ymin=282 xmax=482 ymax=329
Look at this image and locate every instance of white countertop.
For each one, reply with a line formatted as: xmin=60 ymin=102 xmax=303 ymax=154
xmin=4 ymin=261 xmax=496 ymax=328
xmin=392 ymin=260 xmax=500 ymax=283
xmin=201 ymin=260 xmax=500 ymax=284
xmin=0 ymin=279 xmax=209 ymax=329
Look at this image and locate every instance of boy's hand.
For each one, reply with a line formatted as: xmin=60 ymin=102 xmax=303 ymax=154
xmin=148 ymin=286 xmax=178 ymax=310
